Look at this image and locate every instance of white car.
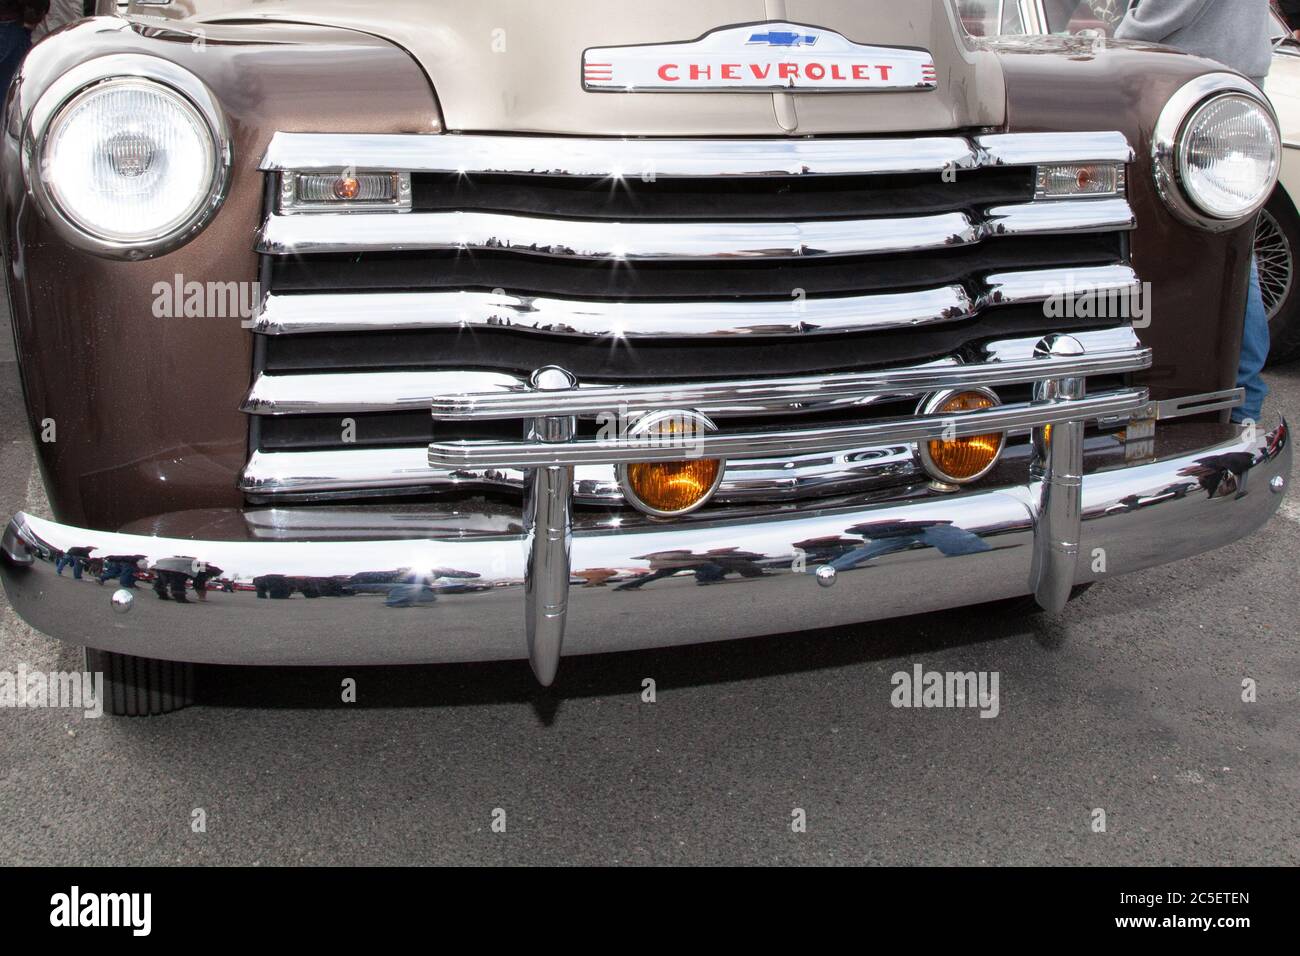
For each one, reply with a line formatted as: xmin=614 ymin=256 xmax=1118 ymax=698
xmin=1260 ymin=11 xmax=1300 ymax=361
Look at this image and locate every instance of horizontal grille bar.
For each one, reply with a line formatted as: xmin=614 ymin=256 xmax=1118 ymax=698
xmin=983 ymin=198 xmax=1134 ymax=237
xmin=257 ymin=209 xmax=979 ymax=259
xmin=258 ymin=130 xmax=1132 ymax=178
xmin=975 ymin=132 xmax=1134 ymax=166
xmin=256 ymin=200 xmax=1132 ymax=259
xmin=982 ymin=264 xmax=1137 ymax=306
xmin=252 ymin=285 xmax=973 ymax=338
xmin=426 ymin=389 xmax=1149 ymax=468
xmin=243 ymin=346 xmax=1145 ymax=419
xmin=251 ymin=265 xmax=1138 ymax=338
xmin=426 ymin=347 xmax=1151 ymax=420
xmin=240 ymin=443 xmax=920 ymax=501
xmin=242 ymin=370 xmax=522 ymax=416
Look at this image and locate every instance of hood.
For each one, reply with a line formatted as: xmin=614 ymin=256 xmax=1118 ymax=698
xmin=174 ymin=0 xmax=1006 ymax=135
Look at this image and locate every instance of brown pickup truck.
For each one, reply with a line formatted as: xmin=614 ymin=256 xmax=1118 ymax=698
xmin=0 ymin=1 xmax=1289 ymax=714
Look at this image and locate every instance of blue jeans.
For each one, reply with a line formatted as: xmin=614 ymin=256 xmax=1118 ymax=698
xmin=1235 ymin=257 xmax=1269 ymax=423
xmin=0 ymin=22 xmax=30 ymax=99
xmin=55 ymin=555 xmax=83 ymax=579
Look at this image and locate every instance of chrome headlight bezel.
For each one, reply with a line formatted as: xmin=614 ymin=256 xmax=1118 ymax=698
xmin=1153 ymin=72 xmax=1281 ymax=232
xmin=21 ymin=54 xmax=231 ymax=260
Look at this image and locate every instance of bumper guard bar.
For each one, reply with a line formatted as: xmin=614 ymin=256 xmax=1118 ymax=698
xmin=429 ymin=334 xmax=1151 ymax=683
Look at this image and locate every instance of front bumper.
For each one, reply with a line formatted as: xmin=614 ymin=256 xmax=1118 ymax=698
xmin=0 ymin=419 xmax=1289 ymax=671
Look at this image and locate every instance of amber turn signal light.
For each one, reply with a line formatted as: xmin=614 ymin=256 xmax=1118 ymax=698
xmin=918 ymin=389 xmax=1006 ymax=485
xmin=617 ymin=410 xmax=725 ymax=517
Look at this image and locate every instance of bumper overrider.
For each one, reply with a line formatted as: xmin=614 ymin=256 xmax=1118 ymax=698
xmin=0 ymin=342 xmax=1290 ymax=683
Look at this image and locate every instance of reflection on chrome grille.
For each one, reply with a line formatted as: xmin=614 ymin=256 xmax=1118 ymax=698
xmin=244 ymin=130 xmax=1142 ymax=508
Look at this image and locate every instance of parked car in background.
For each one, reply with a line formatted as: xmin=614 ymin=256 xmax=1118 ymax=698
xmin=1260 ymin=9 xmax=1300 ymax=361
xmin=0 ymin=0 xmax=1289 ymax=714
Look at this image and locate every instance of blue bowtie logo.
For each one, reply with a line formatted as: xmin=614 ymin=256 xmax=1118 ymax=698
xmin=747 ymin=31 xmax=818 ymax=47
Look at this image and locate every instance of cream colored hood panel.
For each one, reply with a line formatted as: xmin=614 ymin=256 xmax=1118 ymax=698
xmin=163 ymin=0 xmax=1005 ymax=135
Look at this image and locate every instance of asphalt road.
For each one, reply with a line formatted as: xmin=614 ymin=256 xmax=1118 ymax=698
xmin=1 ymin=294 xmax=1297 ymax=866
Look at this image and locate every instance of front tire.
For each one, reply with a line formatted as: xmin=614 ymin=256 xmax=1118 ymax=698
xmin=84 ymin=648 xmax=194 ymax=716
xmin=1255 ymin=189 xmax=1300 ymax=364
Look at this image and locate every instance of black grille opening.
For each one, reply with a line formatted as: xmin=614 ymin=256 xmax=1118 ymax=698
xmin=268 ymin=233 xmax=1124 ymax=300
xmin=410 ymin=167 xmax=1035 ymax=220
xmin=260 ymin=304 xmax=1124 ymax=381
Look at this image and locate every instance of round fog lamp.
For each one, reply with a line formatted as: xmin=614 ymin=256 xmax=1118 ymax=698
xmin=617 ymin=410 xmax=724 ymax=517
xmin=919 ymin=389 xmax=1006 ymax=484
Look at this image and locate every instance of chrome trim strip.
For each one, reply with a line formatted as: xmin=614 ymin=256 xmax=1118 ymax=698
xmin=427 ymin=348 xmax=1152 ymax=421
xmin=259 ymin=132 xmax=984 ymax=177
xmin=981 ymin=198 xmax=1135 ymax=237
xmin=256 ymin=209 xmax=982 ymax=259
xmin=1146 ymin=388 xmax=1245 ymax=421
xmin=242 ymin=370 xmax=524 ymax=416
xmin=257 ymin=198 xmax=1135 ymax=258
xmin=251 ymin=285 xmax=977 ymax=338
xmin=976 ymin=131 xmax=1135 ymax=166
xmin=427 ymin=390 xmax=1150 ymax=469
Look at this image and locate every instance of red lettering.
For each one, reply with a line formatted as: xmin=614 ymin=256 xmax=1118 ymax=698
xmin=722 ymin=63 xmax=740 ymax=80
xmin=749 ymin=63 xmax=772 ymax=79
xmin=852 ymin=64 xmax=871 ymax=80
xmin=657 ymin=63 xmax=678 ymax=81
xmin=831 ymin=64 xmax=846 ymax=80
xmin=689 ymin=63 xmax=712 ymax=80
xmin=805 ymin=63 xmax=825 ymax=80
xmin=877 ymin=65 xmax=892 ymax=80
xmin=778 ymin=62 xmax=799 ymax=80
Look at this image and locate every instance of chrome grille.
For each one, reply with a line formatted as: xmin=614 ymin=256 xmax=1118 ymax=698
xmin=244 ymin=131 xmax=1142 ymax=507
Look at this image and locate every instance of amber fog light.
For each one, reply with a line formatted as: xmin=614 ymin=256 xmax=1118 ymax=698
xmin=617 ymin=410 xmax=724 ymax=516
xmin=918 ymin=388 xmax=1006 ymax=484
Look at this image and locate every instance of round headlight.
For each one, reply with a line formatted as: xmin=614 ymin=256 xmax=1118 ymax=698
xmin=1179 ymin=94 xmax=1279 ymax=219
xmin=24 ymin=56 xmax=229 ymax=258
xmin=1155 ymin=74 xmax=1280 ymax=231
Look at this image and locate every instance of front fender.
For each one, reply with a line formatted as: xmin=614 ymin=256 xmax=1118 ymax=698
xmin=3 ymin=17 xmax=439 ymax=530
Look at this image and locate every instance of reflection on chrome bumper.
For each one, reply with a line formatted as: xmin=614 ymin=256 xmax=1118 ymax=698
xmin=0 ymin=420 xmax=1289 ymax=672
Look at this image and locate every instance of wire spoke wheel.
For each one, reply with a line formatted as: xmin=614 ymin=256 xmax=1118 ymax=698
xmin=1255 ymin=208 xmax=1293 ymax=320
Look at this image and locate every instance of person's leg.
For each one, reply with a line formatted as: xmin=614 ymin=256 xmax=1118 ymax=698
xmin=0 ymin=23 xmax=31 ymax=99
xmin=1234 ymin=257 xmax=1270 ymax=424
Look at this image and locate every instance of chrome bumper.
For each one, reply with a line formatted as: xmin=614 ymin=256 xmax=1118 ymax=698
xmin=0 ymin=419 xmax=1289 ymax=675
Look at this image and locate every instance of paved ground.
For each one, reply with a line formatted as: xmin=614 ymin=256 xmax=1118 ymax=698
xmin=1 ymin=293 xmax=1297 ymax=866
